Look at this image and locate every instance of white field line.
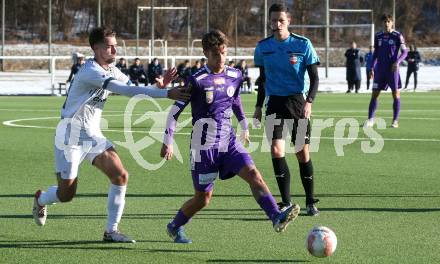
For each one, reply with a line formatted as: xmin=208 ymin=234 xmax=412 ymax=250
xmin=1 ymin=108 xmax=440 ymax=113
xmin=3 ymin=116 xmax=440 ymax=143
xmin=1 ymin=108 xmax=440 ymax=120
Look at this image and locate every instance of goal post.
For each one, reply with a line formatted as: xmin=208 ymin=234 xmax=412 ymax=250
xmin=136 ymin=6 xmax=190 ymax=57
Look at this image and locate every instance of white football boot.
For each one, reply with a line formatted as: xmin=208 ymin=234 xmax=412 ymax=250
xmin=103 ymin=230 xmax=136 ymax=243
xmin=32 ymin=190 xmax=47 ymax=226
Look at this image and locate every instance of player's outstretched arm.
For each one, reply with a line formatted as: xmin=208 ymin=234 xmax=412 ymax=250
xmin=104 ymin=79 xmax=190 ymax=101
xmin=155 ymin=67 xmax=178 ymax=88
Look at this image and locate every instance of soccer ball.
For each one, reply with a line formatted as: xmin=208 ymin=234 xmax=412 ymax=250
xmin=306 ymin=226 xmax=337 ymax=258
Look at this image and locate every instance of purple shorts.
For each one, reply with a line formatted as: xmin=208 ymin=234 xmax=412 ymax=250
xmin=190 ymin=138 xmax=254 ymax=192
xmin=373 ymin=71 xmax=402 ymax=91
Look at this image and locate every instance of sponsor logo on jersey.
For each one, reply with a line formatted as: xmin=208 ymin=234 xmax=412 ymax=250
xmin=226 ymin=70 xmax=238 ymax=78
xmin=214 ymin=77 xmax=225 ymax=85
xmin=388 ymin=39 xmax=394 ymax=45
xmin=378 ymin=40 xmax=382 ymax=46
xmin=226 ymin=86 xmax=235 ymax=97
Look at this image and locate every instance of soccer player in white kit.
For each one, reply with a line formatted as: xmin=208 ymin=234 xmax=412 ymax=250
xmin=32 ymin=27 xmax=190 ymax=243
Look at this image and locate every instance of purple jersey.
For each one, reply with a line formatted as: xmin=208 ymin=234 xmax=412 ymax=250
xmin=164 ymin=65 xmax=252 ymax=192
xmin=165 ymin=65 xmax=248 ymax=147
xmin=373 ymin=30 xmax=407 ymax=71
xmin=372 ymin=30 xmax=408 ymax=90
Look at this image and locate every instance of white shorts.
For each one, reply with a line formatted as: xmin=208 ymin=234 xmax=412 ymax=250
xmin=54 ymin=134 xmax=113 ymax=180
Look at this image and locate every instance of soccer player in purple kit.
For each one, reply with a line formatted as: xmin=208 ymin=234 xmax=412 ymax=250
xmin=160 ymin=30 xmax=300 ymax=243
xmin=365 ymin=14 xmax=408 ymax=128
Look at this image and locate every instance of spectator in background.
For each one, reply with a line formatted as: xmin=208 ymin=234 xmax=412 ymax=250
xmin=200 ymin=58 xmax=207 ymax=67
xmin=148 ymin=58 xmax=164 ymax=85
xmin=344 ymin=41 xmax=363 ymax=93
xmin=128 ymin=58 xmax=148 ymax=86
xmin=176 ymin=60 xmax=191 ymax=85
xmin=191 ymin=60 xmax=202 ymax=74
xmin=404 ymin=44 xmax=421 ymax=91
xmin=228 ymin=60 xmax=236 ymax=68
xmin=365 ymin=45 xmax=374 ymax=90
xmin=116 ymin=58 xmax=129 ymax=76
xmin=235 ymin=59 xmax=252 ymax=92
xmin=66 ymin=54 xmax=85 ymax=83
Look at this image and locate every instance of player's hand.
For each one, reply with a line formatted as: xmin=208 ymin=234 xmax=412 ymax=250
xmin=369 ymin=70 xmax=374 ymax=80
xmin=253 ymin=107 xmax=262 ymax=128
xmin=160 ymin=143 xmax=174 ymax=160
xmin=157 ymin=67 xmax=178 ymax=88
xmin=240 ymin=129 xmax=250 ymax=145
xmin=304 ymin=102 xmax=312 ymax=119
xmin=391 ymin=63 xmax=398 ymax=72
xmin=167 ymin=87 xmax=191 ymax=101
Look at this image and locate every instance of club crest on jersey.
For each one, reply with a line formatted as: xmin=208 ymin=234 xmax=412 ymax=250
xmin=205 ymin=87 xmax=214 ymax=104
xmin=226 ymin=86 xmax=235 ymax=97
xmin=289 ymin=54 xmax=298 ymax=64
xmin=206 ymin=91 xmax=214 ymax=103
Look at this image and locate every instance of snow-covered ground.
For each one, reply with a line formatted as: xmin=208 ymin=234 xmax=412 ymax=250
xmin=0 ymin=66 xmax=438 ymax=95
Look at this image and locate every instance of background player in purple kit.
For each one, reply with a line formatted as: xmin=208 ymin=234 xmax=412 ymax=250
xmin=365 ymin=14 xmax=408 ymax=128
xmin=160 ymin=30 xmax=300 ymax=243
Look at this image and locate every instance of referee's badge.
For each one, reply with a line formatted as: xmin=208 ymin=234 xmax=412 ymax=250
xmin=289 ymin=54 xmax=298 ymax=65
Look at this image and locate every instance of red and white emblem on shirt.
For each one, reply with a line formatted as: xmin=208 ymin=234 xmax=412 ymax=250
xmin=290 ymin=55 xmax=298 ymax=65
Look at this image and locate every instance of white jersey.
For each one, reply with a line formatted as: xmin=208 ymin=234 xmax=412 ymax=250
xmin=60 ymin=58 xmax=130 ymax=137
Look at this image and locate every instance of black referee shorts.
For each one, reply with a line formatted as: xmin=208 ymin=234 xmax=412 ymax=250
xmin=265 ymin=94 xmax=311 ymax=144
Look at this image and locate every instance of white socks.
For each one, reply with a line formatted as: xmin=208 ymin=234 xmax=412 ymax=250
xmin=38 ymin=186 xmax=60 ymax=206
xmin=106 ymin=184 xmax=127 ymax=233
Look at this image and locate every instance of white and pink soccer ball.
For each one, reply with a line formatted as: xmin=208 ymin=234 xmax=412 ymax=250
xmin=306 ymin=226 xmax=337 ymax=258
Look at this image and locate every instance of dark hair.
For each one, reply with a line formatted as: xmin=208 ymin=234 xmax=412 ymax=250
xmin=269 ymin=3 xmax=290 ymax=16
xmin=202 ymin=30 xmax=229 ymax=52
xmin=89 ymin=27 xmax=116 ymax=48
xmin=381 ymin=14 xmax=393 ymax=22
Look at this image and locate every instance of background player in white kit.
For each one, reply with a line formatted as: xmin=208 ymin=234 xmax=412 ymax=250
xmin=32 ymin=27 xmax=190 ymax=243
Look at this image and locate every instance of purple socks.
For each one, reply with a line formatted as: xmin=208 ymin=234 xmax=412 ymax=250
xmin=368 ymin=98 xmax=378 ymax=120
xmin=169 ymin=209 xmax=191 ymax=230
xmin=393 ymin=98 xmax=401 ymax=121
xmin=257 ymin=194 xmax=280 ymax=221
